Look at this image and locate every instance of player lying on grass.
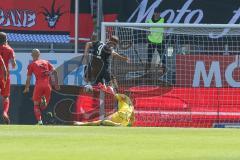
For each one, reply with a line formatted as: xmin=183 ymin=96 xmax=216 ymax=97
xmin=23 ymin=49 xmax=60 ymax=125
xmin=74 ymin=83 xmax=135 ymax=126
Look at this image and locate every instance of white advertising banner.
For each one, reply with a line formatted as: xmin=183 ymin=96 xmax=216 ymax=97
xmin=10 ymin=53 xmax=85 ymax=85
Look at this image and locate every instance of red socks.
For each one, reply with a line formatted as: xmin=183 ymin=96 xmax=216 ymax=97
xmin=34 ymin=105 xmax=42 ymax=121
xmin=3 ymin=98 xmax=9 ymax=115
xmin=40 ymin=105 xmax=47 ymax=111
xmin=34 ymin=104 xmax=48 ymax=122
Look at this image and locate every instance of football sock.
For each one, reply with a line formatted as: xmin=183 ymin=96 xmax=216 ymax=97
xmin=37 ymin=120 xmax=43 ymax=125
xmin=34 ymin=105 xmax=42 ymax=121
xmin=3 ymin=98 xmax=10 ymax=115
xmin=40 ymin=105 xmax=47 ymax=111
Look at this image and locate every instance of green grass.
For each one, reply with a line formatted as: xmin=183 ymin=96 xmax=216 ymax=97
xmin=0 ymin=125 xmax=239 ymax=160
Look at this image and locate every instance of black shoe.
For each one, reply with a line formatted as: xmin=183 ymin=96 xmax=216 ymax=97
xmin=43 ymin=112 xmax=56 ymax=125
xmin=2 ymin=112 xmax=10 ymax=124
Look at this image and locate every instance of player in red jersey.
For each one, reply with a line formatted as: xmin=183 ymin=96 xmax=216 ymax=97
xmin=23 ymin=49 xmax=60 ymax=125
xmin=0 ymin=55 xmax=7 ymax=96
xmin=0 ymin=32 xmax=17 ymax=124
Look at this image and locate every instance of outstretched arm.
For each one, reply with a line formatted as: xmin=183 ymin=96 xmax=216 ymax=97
xmin=112 ymin=51 xmax=129 ymax=62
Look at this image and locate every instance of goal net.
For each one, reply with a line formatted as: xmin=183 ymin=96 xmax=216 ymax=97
xmin=101 ymin=22 xmax=240 ymax=128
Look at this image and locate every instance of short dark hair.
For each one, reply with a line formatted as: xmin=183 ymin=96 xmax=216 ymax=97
xmin=154 ymin=9 xmax=160 ymax=13
xmin=91 ymin=32 xmax=97 ymax=41
xmin=0 ymin=32 xmax=7 ymax=44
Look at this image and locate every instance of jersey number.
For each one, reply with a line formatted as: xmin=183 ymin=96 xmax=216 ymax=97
xmin=96 ymin=43 xmax=104 ymax=56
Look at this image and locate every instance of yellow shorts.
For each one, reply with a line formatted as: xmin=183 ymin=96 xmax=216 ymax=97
xmin=110 ymin=111 xmax=131 ymax=126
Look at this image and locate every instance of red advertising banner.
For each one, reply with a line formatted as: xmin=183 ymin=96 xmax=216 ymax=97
xmin=0 ymin=0 xmax=70 ymax=32
xmin=176 ymin=55 xmax=240 ymax=88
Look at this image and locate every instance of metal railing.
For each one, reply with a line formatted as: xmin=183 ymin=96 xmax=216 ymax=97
xmin=10 ymin=42 xmax=85 ymax=53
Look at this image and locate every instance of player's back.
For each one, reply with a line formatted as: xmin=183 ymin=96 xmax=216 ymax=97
xmin=0 ymin=44 xmax=14 ymax=70
xmin=92 ymin=41 xmax=112 ymax=66
xmin=28 ymin=59 xmax=53 ymax=84
xmin=84 ymin=41 xmax=106 ymax=84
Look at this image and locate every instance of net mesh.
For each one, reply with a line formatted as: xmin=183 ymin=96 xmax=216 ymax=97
xmin=102 ymin=23 xmax=240 ymax=127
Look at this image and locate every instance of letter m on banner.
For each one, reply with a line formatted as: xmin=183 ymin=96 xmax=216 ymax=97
xmin=176 ymin=55 xmax=240 ymax=88
xmin=192 ymin=61 xmax=222 ymax=87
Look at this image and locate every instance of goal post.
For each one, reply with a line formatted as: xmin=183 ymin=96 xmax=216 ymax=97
xmin=101 ymin=22 xmax=240 ymax=127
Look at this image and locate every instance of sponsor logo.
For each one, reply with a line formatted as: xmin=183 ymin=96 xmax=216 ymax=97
xmin=40 ymin=0 xmax=65 ymax=28
xmin=193 ymin=55 xmax=240 ymax=87
xmin=0 ymin=8 xmax=36 ymax=27
xmin=128 ymin=0 xmax=240 ymax=38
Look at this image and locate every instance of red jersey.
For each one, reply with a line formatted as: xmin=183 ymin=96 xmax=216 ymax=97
xmin=0 ymin=44 xmax=15 ymax=72
xmin=27 ymin=59 xmax=54 ymax=84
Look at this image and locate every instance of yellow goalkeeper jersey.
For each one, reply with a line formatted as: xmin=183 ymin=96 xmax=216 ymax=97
xmin=110 ymin=94 xmax=134 ymax=126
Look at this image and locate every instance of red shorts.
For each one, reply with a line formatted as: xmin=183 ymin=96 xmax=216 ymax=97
xmin=0 ymin=77 xmax=10 ymax=97
xmin=33 ymin=83 xmax=52 ymax=103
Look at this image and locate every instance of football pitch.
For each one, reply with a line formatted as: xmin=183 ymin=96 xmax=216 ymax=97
xmin=0 ymin=125 xmax=239 ymax=160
